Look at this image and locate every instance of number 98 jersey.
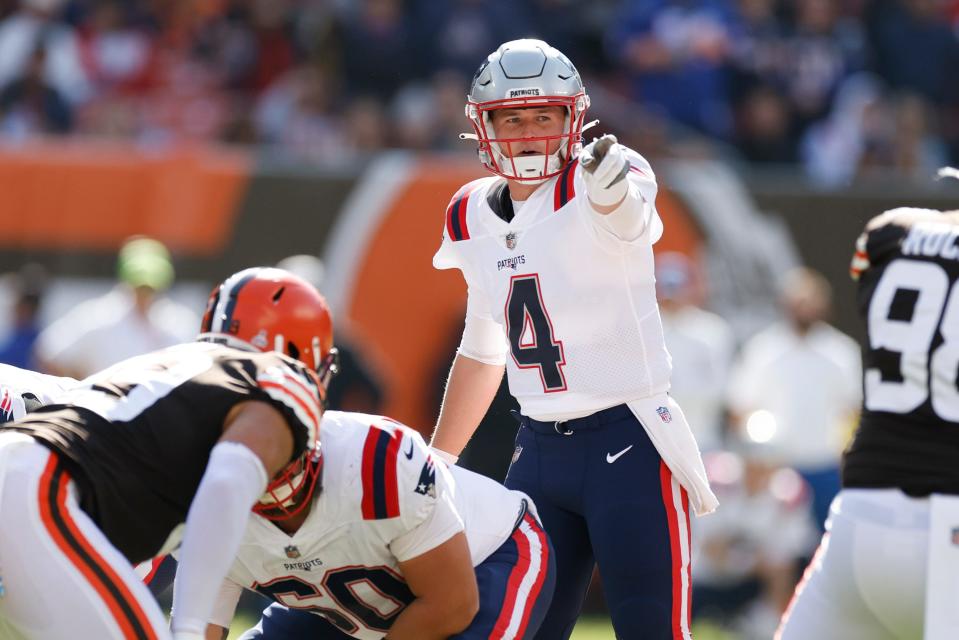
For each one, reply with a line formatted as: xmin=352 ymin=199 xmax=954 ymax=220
xmin=844 ymin=207 xmax=959 ymax=495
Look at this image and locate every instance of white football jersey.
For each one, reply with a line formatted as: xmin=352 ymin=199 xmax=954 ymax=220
xmin=0 ymin=363 xmax=77 ymax=421
xmin=434 ymin=148 xmax=671 ymax=421
xmin=210 ymin=410 xmax=529 ymax=639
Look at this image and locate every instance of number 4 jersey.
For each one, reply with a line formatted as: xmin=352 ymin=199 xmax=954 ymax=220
xmin=433 ymin=149 xmax=671 ymax=421
xmin=844 ymin=207 xmax=959 ymax=495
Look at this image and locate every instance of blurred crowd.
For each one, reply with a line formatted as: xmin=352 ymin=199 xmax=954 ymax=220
xmin=0 ymin=0 xmax=955 ymax=182
xmin=655 ymin=254 xmax=860 ymax=638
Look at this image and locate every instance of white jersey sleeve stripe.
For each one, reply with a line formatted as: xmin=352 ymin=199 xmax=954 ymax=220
xmin=256 ymin=367 xmax=320 ymax=445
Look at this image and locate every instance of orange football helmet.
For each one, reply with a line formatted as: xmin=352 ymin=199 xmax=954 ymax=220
xmin=199 ymin=267 xmax=339 ymax=520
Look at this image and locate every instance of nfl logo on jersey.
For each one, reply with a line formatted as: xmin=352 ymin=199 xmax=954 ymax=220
xmin=284 ymin=545 xmax=301 ymax=559
xmin=951 ymin=528 xmax=959 ymax=546
xmin=656 ymin=406 xmax=672 ymax=423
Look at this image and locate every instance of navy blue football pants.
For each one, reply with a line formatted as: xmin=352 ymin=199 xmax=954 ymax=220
xmin=505 ymin=404 xmax=691 ymax=640
xmin=237 ymin=507 xmax=555 ymax=639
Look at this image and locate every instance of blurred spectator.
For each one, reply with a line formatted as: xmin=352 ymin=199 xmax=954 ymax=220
xmin=0 ymin=0 xmax=91 ymax=106
xmin=866 ymin=0 xmax=959 ymax=106
xmin=734 ymin=82 xmax=798 ymax=164
xmin=804 ymin=77 xmax=950 ymax=185
xmin=339 ymin=0 xmax=417 ymax=101
xmin=193 ymin=0 xmax=297 ymax=95
xmin=884 ymin=91 xmax=950 ymax=176
xmin=726 ymin=267 xmax=862 ymax=528
xmin=0 ymin=37 xmax=72 ymax=135
xmin=729 ymin=0 xmax=787 ymax=88
xmin=392 ymin=69 xmax=469 ymax=151
xmin=0 ymin=263 xmax=46 ymax=370
xmin=780 ymin=0 xmax=869 ymax=128
xmin=801 ymin=73 xmax=883 ymax=186
xmin=656 ymin=252 xmax=735 ymax=452
xmin=343 ymin=95 xmax=388 ymax=155
xmin=254 ymin=64 xmax=348 ymax=159
xmin=412 ymin=0 xmax=531 ymax=78
xmin=76 ymin=0 xmax=156 ymax=95
xmin=692 ymin=447 xmax=818 ymax=639
xmin=275 ymin=254 xmax=384 ymax=414
xmin=35 ymin=236 xmax=197 ymax=379
xmin=608 ymin=0 xmax=738 ymax=138
xmin=729 ymin=0 xmax=869 ymax=158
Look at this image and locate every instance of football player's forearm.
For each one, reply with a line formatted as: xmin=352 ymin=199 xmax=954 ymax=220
xmin=204 ymin=624 xmax=228 ymax=640
xmin=171 ymin=443 xmax=266 ymax=634
xmin=385 ymin=596 xmax=476 ymax=640
xmin=431 ymin=354 xmax=504 ymax=457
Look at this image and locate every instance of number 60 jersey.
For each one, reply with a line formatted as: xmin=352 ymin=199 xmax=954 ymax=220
xmin=844 ymin=207 xmax=959 ymax=495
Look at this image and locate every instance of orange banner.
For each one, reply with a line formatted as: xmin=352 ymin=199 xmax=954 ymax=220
xmin=0 ymin=140 xmax=251 ymax=254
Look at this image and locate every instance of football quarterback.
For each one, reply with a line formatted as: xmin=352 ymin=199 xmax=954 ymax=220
xmin=430 ymin=38 xmax=716 ymax=639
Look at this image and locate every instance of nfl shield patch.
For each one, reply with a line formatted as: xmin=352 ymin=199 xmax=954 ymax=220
xmin=512 ymin=445 xmax=523 ymax=464
xmin=656 ymin=406 xmax=672 ymax=423
xmin=284 ymin=545 xmax=301 ymax=559
xmin=505 ymin=232 xmax=517 ymax=250
xmin=951 ymin=527 xmax=959 ymax=546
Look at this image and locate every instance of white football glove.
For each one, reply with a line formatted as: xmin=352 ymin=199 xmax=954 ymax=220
xmin=580 ymin=134 xmax=630 ymax=207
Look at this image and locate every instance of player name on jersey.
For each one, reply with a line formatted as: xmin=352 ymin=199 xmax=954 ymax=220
xmin=901 ymin=222 xmax=959 ymax=261
xmin=843 ymin=209 xmax=959 ymax=496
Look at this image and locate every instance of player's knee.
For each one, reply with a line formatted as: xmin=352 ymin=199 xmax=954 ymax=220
xmin=609 ymin=597 xmax=674 ymax=639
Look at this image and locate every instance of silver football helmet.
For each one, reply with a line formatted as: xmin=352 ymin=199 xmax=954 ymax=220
xmin=462 ymin=39 xmax=592 ymax=182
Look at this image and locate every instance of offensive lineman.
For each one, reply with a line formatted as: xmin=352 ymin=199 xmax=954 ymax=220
xmin=198 ymin=411 xmax=554 ymax=640
xmin=777 ymin=176 xmax=959 ymax=639
xmin=0 ymin=267 xmax=335 ymax=640
xmin=429 ymin=39 xmax=717 ymax=639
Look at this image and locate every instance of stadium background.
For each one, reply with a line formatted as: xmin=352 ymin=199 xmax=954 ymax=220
xmin=0 ymin=0 xmax=958 ymax=638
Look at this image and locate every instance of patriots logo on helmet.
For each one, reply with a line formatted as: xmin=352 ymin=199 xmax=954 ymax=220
xmin=415 ymin=459 xmax=436 ymax=498
xmin=656 ymin=406 xmax=672 ymax=423
xmin=0 ymin=388 xmax=14 ymax=423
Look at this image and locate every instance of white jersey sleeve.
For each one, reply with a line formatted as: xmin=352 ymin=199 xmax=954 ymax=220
xmin=432 ymin=178 xmax=490 ymax=271
xmin=458 ymin=265 xmax=509 ymax=366
xmin=0 ymin=363 xmax=77 ymax=421
xmin=208 ymin=577 xmax=244 ymax=630
xmin=375 ymin=424 xmax=464 ymax=562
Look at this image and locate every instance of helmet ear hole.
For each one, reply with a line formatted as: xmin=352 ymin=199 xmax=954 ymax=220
xmin=287 ymin=342 xmax=300 ymax=362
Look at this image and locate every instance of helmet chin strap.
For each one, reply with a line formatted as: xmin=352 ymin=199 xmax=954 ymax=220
xmin=497 ymin=147 xmax=563 ymax=183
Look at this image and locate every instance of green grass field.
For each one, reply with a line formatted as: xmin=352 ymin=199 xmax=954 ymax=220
xmin=225 ymin=612 xmax=733 ymax=639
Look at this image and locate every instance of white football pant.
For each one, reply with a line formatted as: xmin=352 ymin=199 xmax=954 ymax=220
xmin=777 ymin=488 xmax=927 ymax=640
xmin=0 ymin=433 xmax=171 ymax=640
